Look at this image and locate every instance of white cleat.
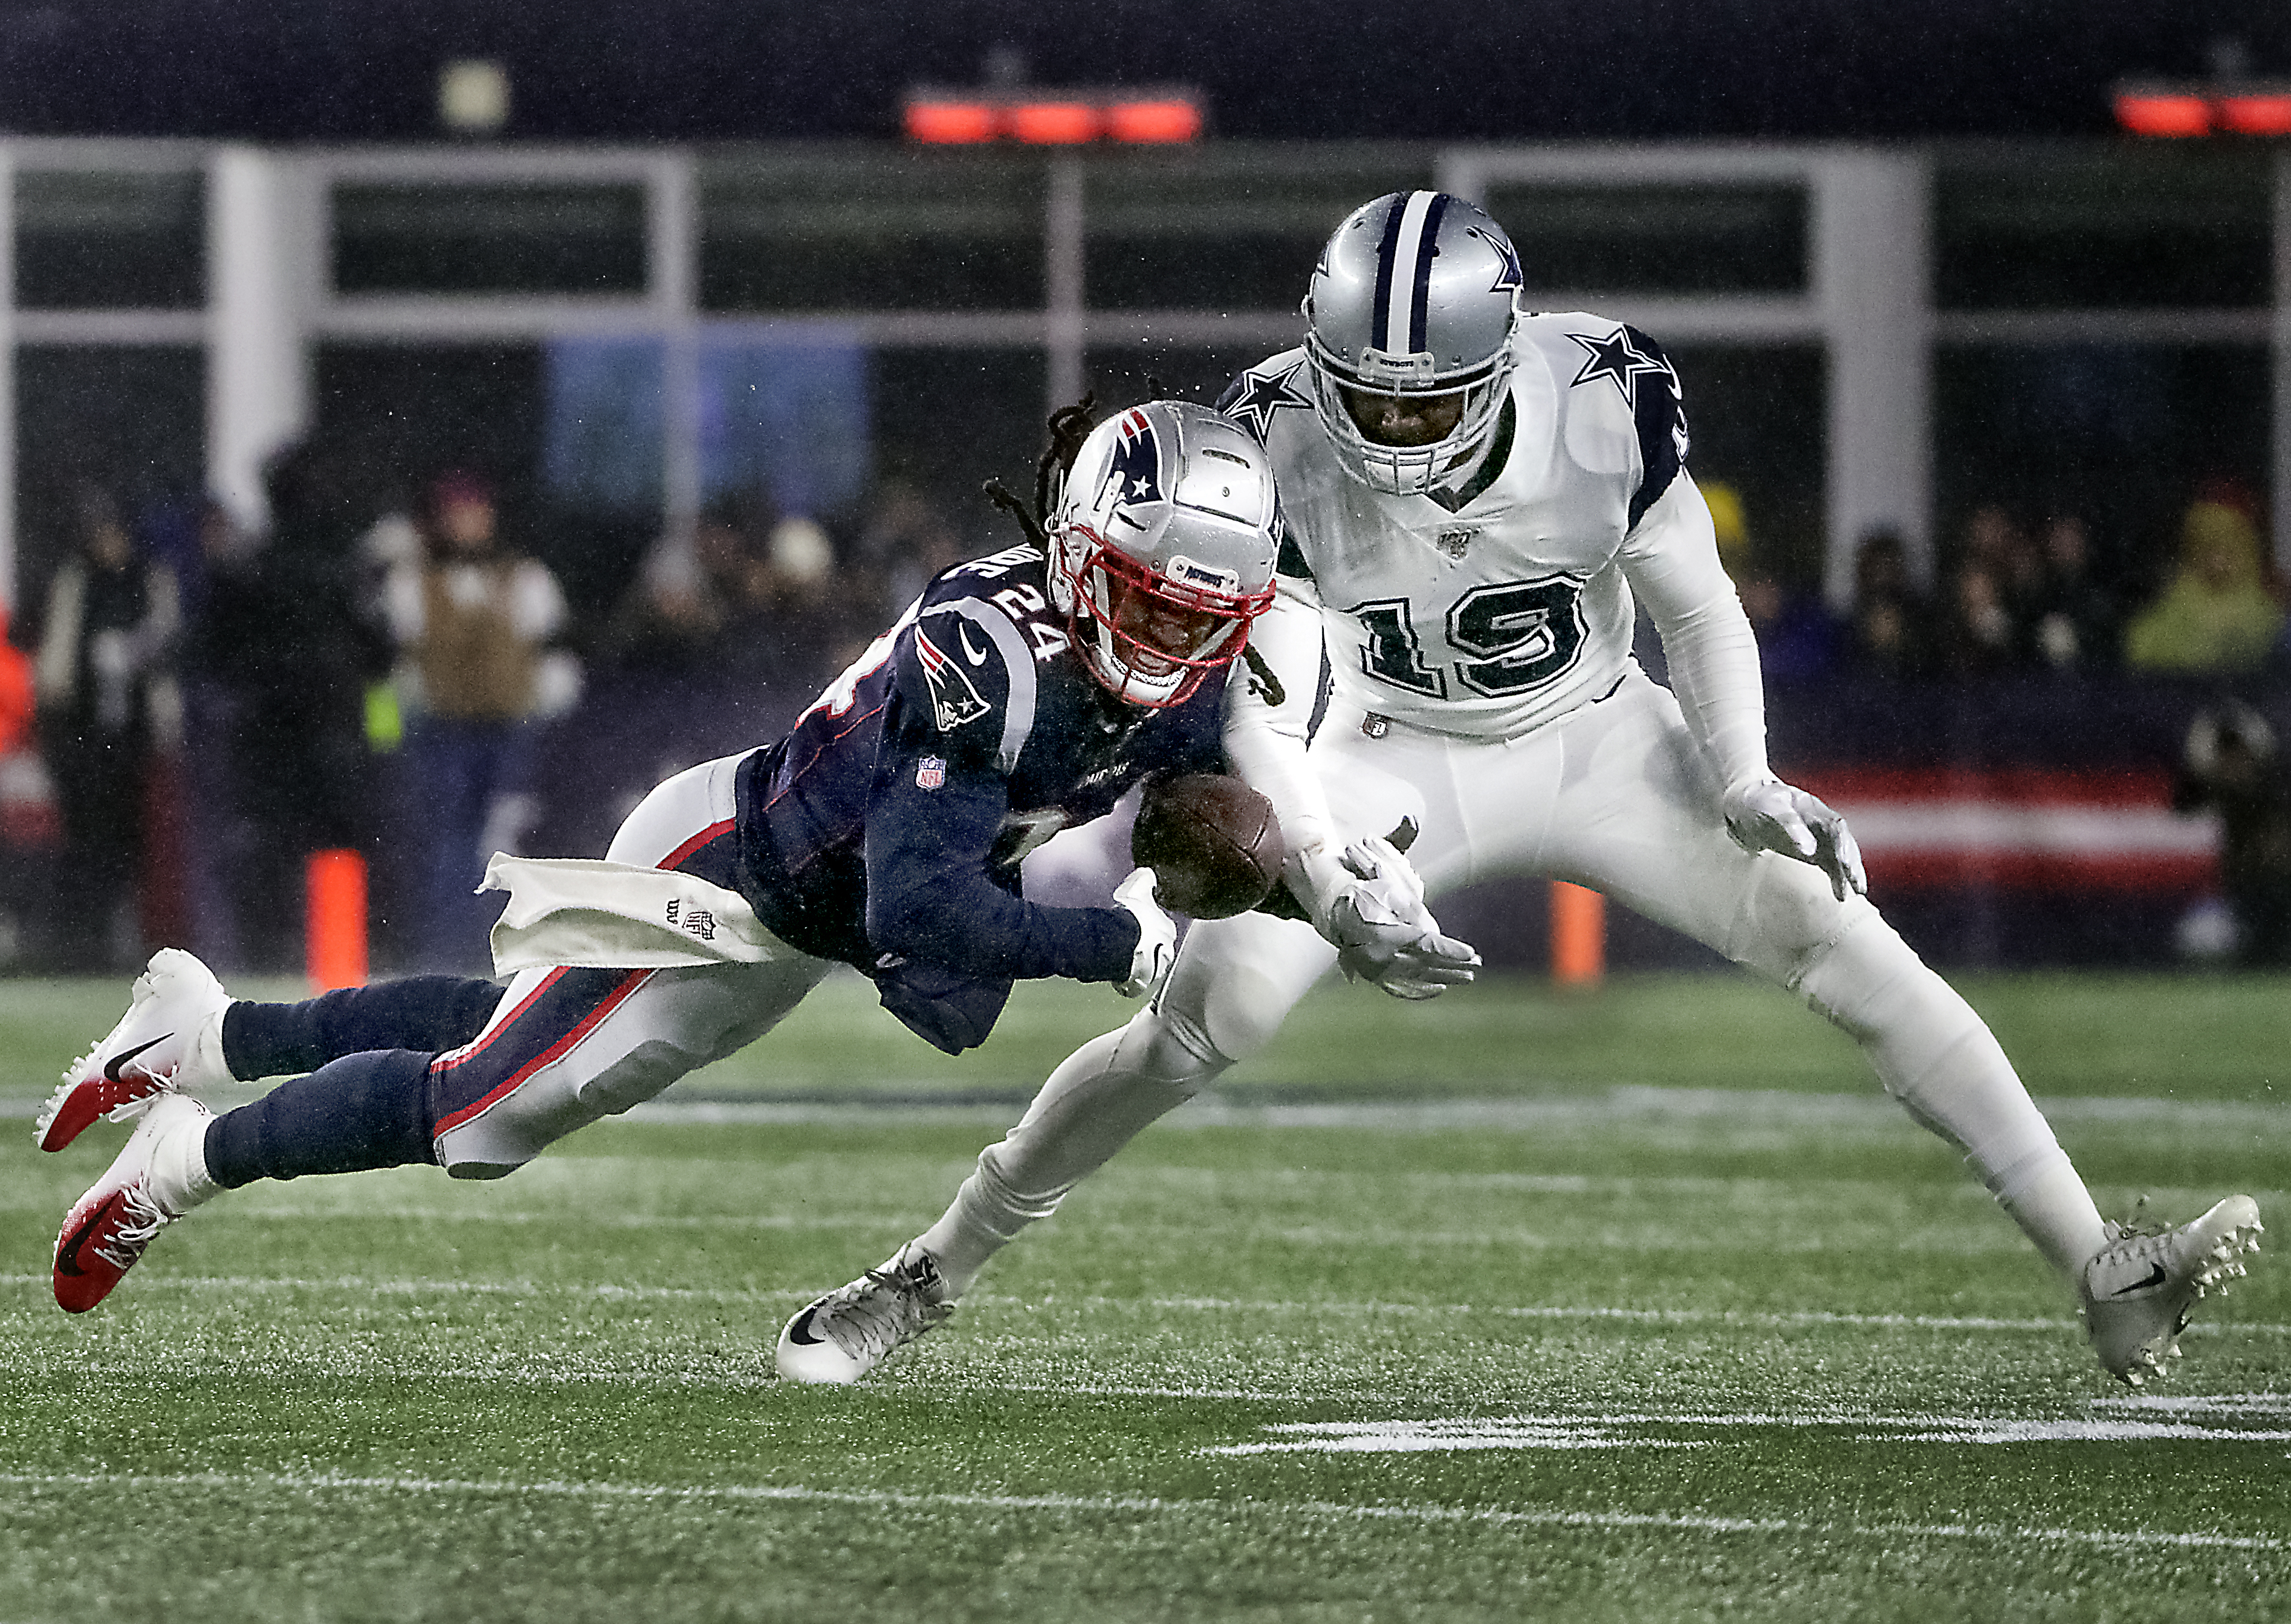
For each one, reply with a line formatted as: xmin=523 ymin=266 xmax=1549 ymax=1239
xmin=39 ymin=948 xmax=233 ymax=1152
xmin=776 ymin=1247 xmax=953 ymax=1385
xmin=53 ymin=1091 xmax=218 ymax=1313
xmin=2080 ymin=1196 xmax=2264 ymax=1386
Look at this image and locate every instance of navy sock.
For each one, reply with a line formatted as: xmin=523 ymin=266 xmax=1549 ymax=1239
xmin=204 ymin=1049 xmax=440 ymax=1187
xmin=222 ymin=977 xmax=504 ymax=1081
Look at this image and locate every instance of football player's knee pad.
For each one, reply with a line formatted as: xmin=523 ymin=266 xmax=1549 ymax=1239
xmin=1723 ymin=853 xmax=1871 ymax=983
xmin=435 ymin=1038 xmax=698 ymax=1178
xmin=1112 ymin=1000 xmax=1231 ymax=1098
xmin=974 ymin=1014 xmax=1214 ymax=1205
xmin=1166 ymin=947 xmax=1323 ymax=1070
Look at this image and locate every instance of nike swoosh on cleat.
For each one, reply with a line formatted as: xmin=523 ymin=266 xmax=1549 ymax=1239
xmin=785 ymin=1305 xmax=828 ymax=1345
xmin=2108 ymin=1263 xmax=2170 ymax=1298
xmin=53 ymin=1206 xmax=109 ymax=1277
xmin=103 ymin=1035 xmax=170 ymax=1084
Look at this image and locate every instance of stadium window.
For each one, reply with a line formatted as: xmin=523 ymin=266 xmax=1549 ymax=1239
xmin=330 ymin=181 xmax=649 ymax=297
xmin=699 ymin=152 xmax=1046 ymax=313
xmin=14 ymin=170 xmax=206 ymax=310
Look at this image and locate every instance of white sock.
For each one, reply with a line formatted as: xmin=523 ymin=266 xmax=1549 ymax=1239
xmin=184 ymin=1001 xmax=236 ymax=1089
xmin=145 ymin=1099 xmax=221 ymax=1217
xmin=915 ymin=1011 xmax=1227 ymax=1298
xmin=1988 ymin=1148 xmax=2111 ymax=1276
xmin=1798 ymin=915 xmax=2107 ymax=1278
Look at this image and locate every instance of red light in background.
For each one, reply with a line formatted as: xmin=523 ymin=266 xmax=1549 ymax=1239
xmin=905 ymin=84 xmax=1204 ymax=144
xmin=1106 ymin=100 xmax=1202 ymax=143
xmin=2219 ymin=95 xmax=2291 ymax=135
xmin=906 ymin=102 xmax=999 ymax=143
xmin=2113 ymin=94 xmax=2212 ymax=137
xmin=1008 ymin=102 xmax=1100 ymax=143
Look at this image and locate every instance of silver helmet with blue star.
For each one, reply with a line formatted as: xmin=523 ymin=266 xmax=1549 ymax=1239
xmin=1301 ymin=191 xmax=1523 ymax=497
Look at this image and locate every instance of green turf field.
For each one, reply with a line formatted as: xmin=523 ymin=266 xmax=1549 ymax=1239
xmin=2 ymin=971 xmax=2286 ymax=1622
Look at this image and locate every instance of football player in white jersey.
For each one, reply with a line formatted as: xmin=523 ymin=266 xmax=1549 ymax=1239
xmin=777 ymin=191 xmax=2260 ymax=1389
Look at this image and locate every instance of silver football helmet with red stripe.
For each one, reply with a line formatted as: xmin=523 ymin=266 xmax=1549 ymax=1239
xmin=1047 ymin=400 xmax=1280 ymax=709
xmin=1302 ymin=190 xmax=1523 ymax=496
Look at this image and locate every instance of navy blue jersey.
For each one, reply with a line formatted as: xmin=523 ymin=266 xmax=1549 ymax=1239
xmin=732 ymin=540 xmax=1225 ymax=1052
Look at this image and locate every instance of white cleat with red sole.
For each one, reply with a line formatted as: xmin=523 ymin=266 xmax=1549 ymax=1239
xmin=52 ymin=1091 xmax=219 ymax=1313
xmin=38 ymin=948 xmax=232 ymax=1153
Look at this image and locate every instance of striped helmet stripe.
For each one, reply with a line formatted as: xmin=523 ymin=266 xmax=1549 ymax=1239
xmin=1407 ymin=192 xmax=1450 ymax=354
xmin=1369 ymin=194 xmax=1409 ymax=358
xmin=1376 ymin=190 xmax=1441 ymax=357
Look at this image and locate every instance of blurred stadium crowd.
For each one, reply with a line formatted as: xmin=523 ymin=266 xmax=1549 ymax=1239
xmin=13 ymin=396 xmax=2291 ymax=975
xmin=1729 ymin=482 xmax=2286 ymax=684
xmin=4 ymin=428 xmax=2288 ymax=981
xmin=0 ymin=432 xmax=984 ymax=977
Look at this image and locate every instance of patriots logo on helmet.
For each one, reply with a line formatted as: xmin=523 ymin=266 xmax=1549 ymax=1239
xmin=915 ymin=626 xmax=991 ymax=731
xmin=1107 ymin=410 xmax=1164 ymax=508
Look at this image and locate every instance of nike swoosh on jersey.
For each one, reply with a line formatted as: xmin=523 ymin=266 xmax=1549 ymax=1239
xmin=103 ymin=1035 xmax=170 ymax=1084
xmin=958 ymin=623 xmax=990 ymax=665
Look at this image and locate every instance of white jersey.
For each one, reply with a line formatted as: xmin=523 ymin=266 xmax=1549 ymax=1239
xmin=1227 ymin=313 xmax=1697 ymax=741
xmin=1217 ymin=312 xmax=1772 ymax=859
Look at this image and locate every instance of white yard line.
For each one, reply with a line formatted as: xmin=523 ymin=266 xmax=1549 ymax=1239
xmin=4 ymin=1272 xmax=2284 ymax=1340
xmin=1204 ymin=1411 xmax=2291 ymax=1454
xmin=0 ymin=1470 xmax=2279 ymax=1556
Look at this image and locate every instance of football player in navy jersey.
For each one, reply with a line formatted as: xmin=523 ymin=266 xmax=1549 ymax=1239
xmin=41 ymin=399 xmax=1457 ymax=1319
xmin=789 ymin=191 xmax=2260 ymax=1388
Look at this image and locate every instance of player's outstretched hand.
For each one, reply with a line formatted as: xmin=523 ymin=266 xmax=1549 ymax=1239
xmin=1314 ymin=836 xmax=1481 ymax=1000
xmin=1722 ymin=777 xmax=1867 ymax=901
xmin=1112 ymin=866 xmax=1178 ymax=1000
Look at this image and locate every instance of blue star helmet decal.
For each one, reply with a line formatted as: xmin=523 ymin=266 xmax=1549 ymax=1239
xmin=1564 ymin=326 xmax=1674 ymax=411
xmin=1216 ymin=360 xmax=1312 ymax=444
xmin=1472 ymin=225 xmax=1524 ymax=294
xmin=1107 ymin=409 xmax=1164 ymax=507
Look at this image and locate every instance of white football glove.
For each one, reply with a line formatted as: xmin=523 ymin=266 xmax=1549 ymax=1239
xmin=1722 ymin=777 xmax=1867 ymax=901
xmin=1293 ymin=835 xmax=1480 ymax=1001
xmin=1112 ymin=865 xmax=1178 ymax=1000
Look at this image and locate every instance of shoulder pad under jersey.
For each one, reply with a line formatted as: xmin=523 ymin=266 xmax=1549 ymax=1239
xmin=900 ymin=546 xmax=1070 ymax=775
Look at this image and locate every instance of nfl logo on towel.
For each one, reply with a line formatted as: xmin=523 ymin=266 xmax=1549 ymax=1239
xmin=916 ymin=755 xmax=946 ymax=790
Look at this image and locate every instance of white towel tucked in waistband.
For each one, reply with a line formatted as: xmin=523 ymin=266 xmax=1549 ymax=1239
xmin=479 ymin=853 xmax=799 ymax=974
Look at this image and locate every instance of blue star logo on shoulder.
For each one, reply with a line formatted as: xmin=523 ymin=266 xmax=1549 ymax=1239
xmin=1219 ymin=360 xmax=1312 ymax=444
xmin=1564 ymin=327 xmax=1673 ymax=410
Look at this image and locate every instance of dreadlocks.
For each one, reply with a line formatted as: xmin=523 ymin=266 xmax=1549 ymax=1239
xmin=980 ymin=392 xmax=1101 ymax=549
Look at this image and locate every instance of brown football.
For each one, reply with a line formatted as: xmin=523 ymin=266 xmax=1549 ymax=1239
xmin=1130 ymin=774 xmax=1285 ymax=919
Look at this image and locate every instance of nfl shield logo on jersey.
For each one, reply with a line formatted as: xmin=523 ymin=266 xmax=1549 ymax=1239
xmin=916 ymin=756 xmax=946 ymax=790
xmin=1434 ymin=526 xmax=1478 ymax=559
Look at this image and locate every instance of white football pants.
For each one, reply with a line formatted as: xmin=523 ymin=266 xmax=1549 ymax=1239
xmin=918 ymin=668 xmax=2108 ymax=1291
xmin=433 ymin=752 xmax=836 ymax=1176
